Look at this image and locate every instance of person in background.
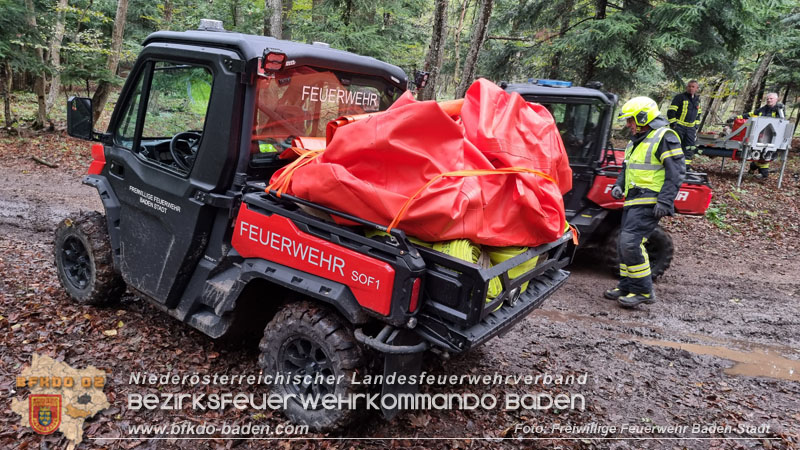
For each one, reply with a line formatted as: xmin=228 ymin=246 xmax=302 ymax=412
xmin=735 ymin=92 xmax=785 ymax=179
xmin=667 ymin=80 xmax=701 ymax=172
xmin=605 ymin=97 xmax=685 ymax=308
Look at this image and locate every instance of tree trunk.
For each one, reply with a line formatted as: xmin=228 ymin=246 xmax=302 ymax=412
xmin=581 ymin=0 xmax=607 ymax=85
xmin=753 ymin=67 xmax=769 ymax=110
xmin=455 ymin=0 xmax=493 ymax=98
xmin=342 ymin=0 xmax=353 ymax=25
xmin=794 ymin=102 xmax=800 ymax=136
xmin=451 ymin=0 xmax=471 ymax=92
xmin=92 ymin=0 xmax=130 ymax=125
xmin=163 ymin=0 xmax=173 ymax=25
xmin=419 ymin=0 xmax=448 ymax=101
xmin=547 ymin=0 xmax=575 ymax=79
xmin=231 ymin=0 xmax=241 ymax=28
xmin=282 ymin=0 xmax=293 ymax=40
xmin=265 ymin=0 xmax=282 ymax=38
xmin=46 ymin=0 xmax=70 ymax=113
xmin=2 ymin=62 xmax=13 ymax=129
xmin=699 ymin=79 xmax=724 ymax=132
xmin=735 ymin=52 xmax=773 ymax=114
xmin=312 ymin=0 xmax=324 ymax=24
xmin=24 ymin=0 xmax=48 ymax=129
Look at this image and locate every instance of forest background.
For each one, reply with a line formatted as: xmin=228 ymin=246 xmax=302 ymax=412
xmin=0 ymin=0 xmax=798 ymax=134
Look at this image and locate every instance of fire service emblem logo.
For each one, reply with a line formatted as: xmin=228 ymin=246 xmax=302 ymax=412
xmin=29 ymin=394 xmax=61 ymax=434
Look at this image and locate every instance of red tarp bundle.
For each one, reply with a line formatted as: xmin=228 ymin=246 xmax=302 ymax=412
xmin=270 ymin=79 xmax=572 ymax=247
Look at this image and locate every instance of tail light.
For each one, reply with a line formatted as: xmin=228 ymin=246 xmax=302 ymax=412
xmin=88 ymin=143 xmax=105 ymax=175
xmin=408 ymin=278 xmax=422 ymax=313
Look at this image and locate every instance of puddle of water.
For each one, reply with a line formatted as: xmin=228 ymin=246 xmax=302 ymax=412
xmin=685 ymin=332 xmax=798 ymax=356
xmin=535 ymin=308 xmax=800 ymax=381
xmin=635 ymin=338 xmax=800 ymax=382
xmin=534 ymin=309 xmax=655 ymax=330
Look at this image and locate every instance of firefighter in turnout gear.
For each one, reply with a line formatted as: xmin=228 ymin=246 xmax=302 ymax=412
xmin=667 ymin=80 xmax=701 ymax=171
xmin=736 ymin=92 xmax=785 ymax=179
xmin=605 ymin=97 xmax=686 ymax=308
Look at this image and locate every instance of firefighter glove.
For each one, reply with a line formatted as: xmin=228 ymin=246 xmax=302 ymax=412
xmin=653 ymin=202 xmax=671 ymax=219
xmin=611 ymin=185 xmax=624 ymax=199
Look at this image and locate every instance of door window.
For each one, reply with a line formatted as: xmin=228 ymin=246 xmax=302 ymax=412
xmin=543 ymin=102 xmax=604 ymax=165
xmin=114 ymin=61 xmax=214 ymax=174
xmin=115 ymin=70 xmax=146 ymax=150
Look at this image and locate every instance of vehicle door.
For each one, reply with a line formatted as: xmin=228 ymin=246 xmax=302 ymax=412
xmin=105 ymin=45 xmax=242 ymax=307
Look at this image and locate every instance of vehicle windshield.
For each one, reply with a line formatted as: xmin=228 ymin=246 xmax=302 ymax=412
xmin=252 ymin=66 xmax=403 ymax=144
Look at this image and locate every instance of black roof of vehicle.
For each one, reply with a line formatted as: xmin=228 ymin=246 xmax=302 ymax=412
xmin=143 ymin=30 xmax=408 ymax=89
xmin=504 ymin=83 xmax=616 ymax=105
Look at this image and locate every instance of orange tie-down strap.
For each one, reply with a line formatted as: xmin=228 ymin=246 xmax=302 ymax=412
xmin=268 ymin=162 xmax=562 ymax=240
xmin=266 ymin=148 xmax=325 ymax=196
xmin=569 ymin=223 xmax=579 ymax=246
xmin=437 ymin=99 xmax=463 ymax=117
xmin=386 ymin=167 xmax=557 ymax=233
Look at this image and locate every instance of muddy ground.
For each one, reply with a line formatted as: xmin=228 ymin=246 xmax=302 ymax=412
xmin=1 ymin=134 xmax=799 ymax=449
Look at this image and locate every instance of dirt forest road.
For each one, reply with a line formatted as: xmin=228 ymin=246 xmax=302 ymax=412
xmin=1 ymin=148 xmax=799 ymax=450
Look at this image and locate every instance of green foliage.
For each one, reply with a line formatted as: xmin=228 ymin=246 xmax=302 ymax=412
xmin=0 ymin=0 xmax=47 ymax=73
xmin=480 ymin=0 xmax=764 ymax=98
xmin=0 ymin=0 xmax=794 ymax=125
xmin=290 ymin=0 xmax=429 ymax=71
xmin=705 ymin=204 xmax=729 ymax=229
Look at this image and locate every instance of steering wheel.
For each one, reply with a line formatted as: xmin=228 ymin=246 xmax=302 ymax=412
xmin=170 ymin=131 xmax=202 ymax=172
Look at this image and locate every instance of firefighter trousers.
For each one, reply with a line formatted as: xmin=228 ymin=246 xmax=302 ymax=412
xmin=749 ymin=161 xmax=770 ymax=178
xmin=672 ymin=124 xmax=697 ymax=167
xmin=617 ymin=205 xmax=660 ymax=295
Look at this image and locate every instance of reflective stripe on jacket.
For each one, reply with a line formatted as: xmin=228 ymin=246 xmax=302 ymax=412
xmin=623 ymin=127 xmax=682 ymax=206
xmin=667 ymin=92 xmax=701 ymax=127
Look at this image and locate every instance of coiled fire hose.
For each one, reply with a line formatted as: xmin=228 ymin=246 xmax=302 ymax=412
xmin=487 ymin=247 xmax=537 ymax=293
xmin=431 ymin=240 xmax=504 ymax=306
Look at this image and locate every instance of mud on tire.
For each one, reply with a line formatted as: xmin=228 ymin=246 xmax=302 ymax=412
xmin=259 ymin=300 xmax=365 ymax=432
xmin=603 ymin=225 xmax=674 ymax=280
xmin=54 ymin=211 xmax=125 ymax=305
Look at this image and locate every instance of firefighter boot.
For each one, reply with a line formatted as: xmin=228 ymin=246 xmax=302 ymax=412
xmin=604 ymin=287 xmax=628 ymax=300
xmin=756 ymin=167 xmax=769 ymax=179
xmin=748 ymin=162 xmax=758 ymax=175
xmin=618 ymin=292 xmax=657 ymax=308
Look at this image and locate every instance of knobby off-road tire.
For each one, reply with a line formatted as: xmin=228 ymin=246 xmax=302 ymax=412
xmin=54 ymin=211 xmax=125 ymax=305
xmin=603 ymin=225 xmax=674 ymax=280
xmin=259 ymin=301 xmax=366 ymax=432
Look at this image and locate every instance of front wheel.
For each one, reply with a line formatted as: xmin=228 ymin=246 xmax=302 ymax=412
xmin=258 ymin=301 xmax=366 ymax=431
xmin=603 ymin=225 xmax=674 ymax=280
xmin=54 ymin=212 xmax=125 ymax=305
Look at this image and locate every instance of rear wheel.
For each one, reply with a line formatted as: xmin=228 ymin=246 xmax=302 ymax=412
xmin=259 ymin=300 xmax=365 ymax=431
xmin=54 ymin=212 xmax=125 ymax=305
xmin=603 ymin=225 xmax=674 ymax=280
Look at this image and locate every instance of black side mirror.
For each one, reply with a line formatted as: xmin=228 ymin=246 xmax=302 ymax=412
xmin=67 ymin=97 xmax=94 ymax=140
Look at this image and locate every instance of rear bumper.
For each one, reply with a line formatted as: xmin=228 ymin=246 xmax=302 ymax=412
xmin=414 ymin=267 xmax=570 ymax=353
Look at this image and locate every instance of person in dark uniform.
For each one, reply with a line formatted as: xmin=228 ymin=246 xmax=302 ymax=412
xmin=605 ymin=97 xmax=686 ymax=308
xmin=667 ymin=80 xmax=701 ymax=171
xmin=736 ymin=92 xmax=785 ymax=179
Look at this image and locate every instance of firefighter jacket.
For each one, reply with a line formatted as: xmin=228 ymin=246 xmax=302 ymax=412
xmin=614 ymin=117 xmax=686 ymax=213
xmin=738 ymin=104 xmax=785 ymax=119
xmin=667 ymin=92 xmax=702 ymax=128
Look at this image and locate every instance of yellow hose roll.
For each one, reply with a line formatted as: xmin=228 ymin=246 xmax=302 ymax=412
xmin=432 ymin=240 xmax=503 ymax=302
xmin=487 ymin=246 xmax=537 ymax=292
